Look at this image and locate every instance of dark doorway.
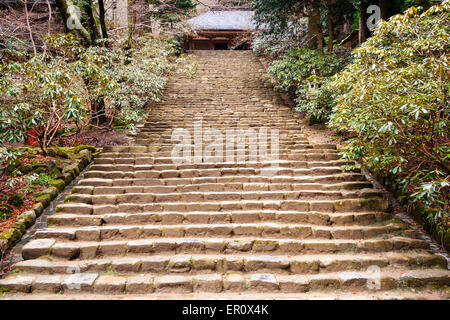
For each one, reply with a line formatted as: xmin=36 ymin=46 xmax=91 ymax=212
xmin=214 ymin=42 xmax=228 ymax=50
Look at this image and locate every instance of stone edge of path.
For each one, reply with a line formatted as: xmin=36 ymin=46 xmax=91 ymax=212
xmin=0 ymin=149 xmax=96 ymax=270
xmin=0 ymin=97 xmax=152 ymax=276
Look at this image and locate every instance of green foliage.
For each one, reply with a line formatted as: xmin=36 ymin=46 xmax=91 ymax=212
xmin=329 ymin=2 xmax=450 ymax=235
xmin=268 ymin=48 xmax=349 ymax=123
xmin=147 ymin=0 xmax=197 ymax=33
xmin=0 ymin=34 xmax=187 ymax=152
xmin=27 ymin=173 xmax=53 ymax=187
xmin=252 ymin=0 xmax=308 ymax=37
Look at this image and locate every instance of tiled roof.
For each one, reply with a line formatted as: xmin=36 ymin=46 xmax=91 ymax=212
xmin=187 ymin=10 xmax=256 ymax=31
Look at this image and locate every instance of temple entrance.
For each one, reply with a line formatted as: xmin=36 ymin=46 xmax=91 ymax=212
xmin=214 ymin=42 xmax=228 ymax=50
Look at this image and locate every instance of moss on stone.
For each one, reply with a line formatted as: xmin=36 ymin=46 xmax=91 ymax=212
xmin=48 ymin=179 xmax=66 ymax=193
xmin=12 ymin=220 xmax=26 ymax=234
xmin=48 ymin=168 xmax=63 ymax=179
xmin=17 ymin=146 xmax=36 ymax=155
xmin=34 ymin=194 xmax=52 ymax=207
xmin=31 ymin=160 xmax=46 ymax=168
xmin=6 ymin=160 xmax=21 ymax=174
xmin=3 ymin=227 xmax=22 ymax=244
xmin=70 ymin=145 xmax=97 ymax=154
xmin=0 ymin=230 xmax=12 ymax=241
xmin=21 ymin=163 xmax=34 ymax=174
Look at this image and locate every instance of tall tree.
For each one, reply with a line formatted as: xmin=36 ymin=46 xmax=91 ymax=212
xmin=83 ymin=0 xmax=101 ymax=43
xmin=126 ymin=0 xmax=134 ymax=49
xmin=358 ymin=0 xmax=370 ymax=44
xmin=326 ymin=0 xmax=334 ymax=52
xmin=310 ymin=0 xmax=323 ymax=51
xmin=98 ymin=0 xmax=108 ymax=39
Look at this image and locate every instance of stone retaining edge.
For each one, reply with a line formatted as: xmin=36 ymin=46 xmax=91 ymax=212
xmin=0 ymin=148 xmax=98 ymax=255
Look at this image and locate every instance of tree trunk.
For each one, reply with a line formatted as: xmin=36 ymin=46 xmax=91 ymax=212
xmin=313 ymin=0 xmax=323 ymax=52
xmin=126 ymin=0 xmax=134 ymax=49
xmin=54 ymin=0 xmax=92 ymax=44
xmin=91 ymin=98 xmax=108 ymax=126
xmin=54 ymin=0 xmax=69 ymax=32
xmin=379 ymin=0 xmax=388 ymax=20
xmin=98 ymin=0 xmax=108 ymax=39
xmin=358 ymin=0 xmax=369 ymax=44
xmin=327 ymin=1 xmax=334 ymax=53
xmin=308 ymin=0 xmax=323 ymax=52
xmin=83 ymin=0 xmax=100 ymax=43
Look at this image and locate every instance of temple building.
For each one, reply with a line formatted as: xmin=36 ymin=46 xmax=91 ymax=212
xmin=183 ymin=7 xmax=256 ymax=50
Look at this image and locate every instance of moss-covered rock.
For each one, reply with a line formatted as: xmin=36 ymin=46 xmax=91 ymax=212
xmin=48 ymin=168 xmax=63 ymax=179
xmin=17 ymin=146 xmax=37 ymax=155
xmin=0 ymin=227 xmax=22 ymax=245
xmin=71 ymin=145 xmax=97 ymax=154
xmin=31 ymin=160 xmax=46 ymax=168
xmin=19 ymin=210 xmax=36 ymax=228
xmin=32 ymin=202 xmax=44 ymax=217
xmin=34 ymin=194 xmax=52 ymax=207
xmin=6 ymin=160 xmax=21 ymax=174
xmin=12 ymin=219 xmax=26 ymax=234
xmin=33 ymin=167 xmax=45 ymax=174
xmin=48 ymin=179 xmax=66 ymax=193
xmin=79 ymin=149 xmax=92 ymax=163
xmin=21 ymin=163 xmax=34 ymax=174
xmin=63 ymin=172 xmax=73 ymax=184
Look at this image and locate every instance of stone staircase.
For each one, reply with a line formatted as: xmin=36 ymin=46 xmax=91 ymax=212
xmin=1 ymin=50 xmax=448 ymax=299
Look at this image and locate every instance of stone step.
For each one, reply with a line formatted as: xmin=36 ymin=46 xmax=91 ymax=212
xmin=54 ymin=198 xmax=390 ymax=215
xmin=1 ymin=269 xmax=448 ymax=294
xmin=3 ymin=49 xmax=448 ymax=300
xmin=46 ymin=210 xmax=392 ymax=227
xmin=12 ymin=252 xmax=446 ymax=276
xmin=71 ymin=181 xmax=374 ymax=195
xmin=76 ymin=173 xmax=368 ymax=188
xmin=100 ymin=146 xmax=338 ymax=154
xmin=83 ymin=167 xmax=352 ymax=180
xmin=21 ymin=235 xmax=425 ymax=261
xmin=91 ymin=160 xmax=351 ymax=170
xmin=36 ymin=221 xmax=405 ymax=242
xmin=62 ymin=190 xmax=383 ymax=207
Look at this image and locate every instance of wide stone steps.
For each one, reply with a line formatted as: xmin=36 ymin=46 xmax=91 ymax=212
xmin=76 ymin=173 xmax=368 ymax=188
xmin=2 ymin=269 xmax=448 ymax=295
xmin=92 ymin=159 xmax=352 ymax=170
xmin=88 ymin=161 xmax=350 ymax=172
xmin=71 ymin=182 xmax=373 ymax=195
xmin=13 ymin=252 xmax=446 ymax=276
xmin=46 ymin=212 xmax=396 ymax=229
xmin=53 ymin=199 xmax=390 ymax=218
xmin=45 ymin=210 xmax=392 ymax=226
xmin=35 ymin=222 xmax=405 ymax=242
xmin=1 ymin=50 xmax=448 ymax=299
xmin=21 ymin=234 xmax=430 ymax=261
xmin=82 ymin=168 xmax=354 ymax=180
xmin=61 ymin=190 xmax=383 ymax=207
